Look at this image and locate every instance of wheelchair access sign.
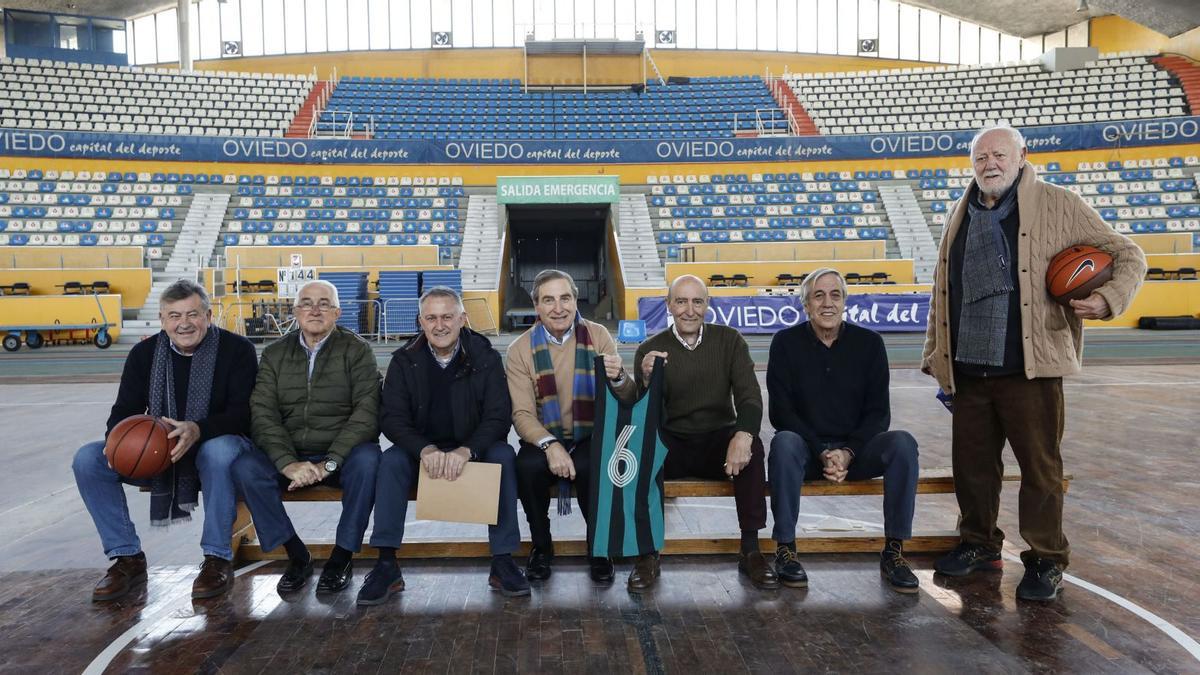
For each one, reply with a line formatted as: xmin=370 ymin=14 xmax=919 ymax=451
xmin=276 ymin=267 xmax=315 ymax=298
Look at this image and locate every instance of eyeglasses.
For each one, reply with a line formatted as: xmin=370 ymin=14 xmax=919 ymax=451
xmin=296 ymin=299 xmax=336 ymax=312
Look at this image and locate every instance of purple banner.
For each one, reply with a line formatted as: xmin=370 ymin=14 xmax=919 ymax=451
xmin=637 ymin=293 xmax=930 ymax=334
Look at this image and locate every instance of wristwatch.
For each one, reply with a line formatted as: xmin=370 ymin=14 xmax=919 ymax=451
xmin=538 ymin=439 xmax=556 ymax=452
xmin=324 ymin=459 xmax=339 ymax=472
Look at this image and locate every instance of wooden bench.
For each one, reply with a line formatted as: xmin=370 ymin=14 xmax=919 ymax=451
xmin=231 ymin=467 xmax=1071 ymax=562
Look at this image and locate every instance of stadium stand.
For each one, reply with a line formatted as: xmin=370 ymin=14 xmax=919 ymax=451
xmin=320 ymin=76 xmax=785 ymax=140
xmin=0 ymin=57 xmax=314 ymax=136
xmin=787 ymin=52 xmax=1190 ymax=135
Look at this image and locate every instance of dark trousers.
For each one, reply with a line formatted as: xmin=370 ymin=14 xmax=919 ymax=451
xmin=768 ymin=430 xmax=919 ymax=543
xmin=231 ymin=443 xmax=381 ymax=554
xmin=660 ymin=426 xmax=767 ymax=532
xmin=952 ymin=372 xmax=1069 ymax=567
xmin=515 ymin=436 xmax=594 ymax=552
xmin=370 ymin=442 xmax=520 ymax=555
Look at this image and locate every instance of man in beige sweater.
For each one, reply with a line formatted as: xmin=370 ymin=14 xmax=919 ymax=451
xmin=506 ymin=269 xmax=635 ymax=584
xmin=922 ymin=124 xmax=1145 ymax=602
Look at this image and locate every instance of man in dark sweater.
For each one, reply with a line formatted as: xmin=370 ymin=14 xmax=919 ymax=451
xmin=766 ymin=268 xmax=920 ymax=593
xmin=632 ymin=275 xmax=779 ymax=591
xmin=72 ymin=279 xmax=258 ymax=602
xmin=356 ymin=287 xmax=528 ymax=605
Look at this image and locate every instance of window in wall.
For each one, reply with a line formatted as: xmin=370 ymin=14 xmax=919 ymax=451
xmin=755 ymin=0 xmax=776 ymax=52
xmin=979 ymin=26 xmax=998 ymax=63
xmin=1000 ymin=33 xmax=1020 ymax=62
xmin=411 ymin=0 xmax=431 ymax=47
xmin=370 ymin=0 xmax=391 ymax=48
xmin=534 ymin=0 xmax=555 ymax=39
xmin=241 ymin=0 xmax=264 ymax=56
xmin=1020 ymin=35 xmax=1042 ymax=61
xmin=348 ymin=0 xmax=370 ymax=50
xmin=816 ymin=0 xmax=836 ymax=54
xmin=513 ymin=0 xmax=534 ymax=42
xmin=261 ymin=0 xmax=285 ymax=53
xmin=326 ymin=0 xmax=348 ymax=50
xmin=134 ymin=15 xmax=156 ymax=64
xmin=677 ymin=0 xmax=697 ymax=48
xmin=473 ymin=0 xmax=494 ymax=46
xmin=554 ymin=0 xmax=573 ymax=38
xmin=451 ymin=0 xmax=473 ymax=46
xmin=897 ymin=2 xmax=917 ymax=61
xmin=736 ymin=0 xmax=757 ymax=50
xmin=1043 ymin=28 xmax=1065 ymax=50
xmin=594 ymin=0 xmax=615 ymax=39
xmin=715 ymin=0 xmax=735 ymax=49
xmin=918 ymin=9 xmax=938 ymax=62
xmin=197 ymin=0 xmax=221 ymax=59
xmin=110 ymin=23 xmax=128 ymax=54
xmin=1067 ymin=20 xmax=1088 ymax=47
xmin=857 ymin=0 xmax=878 ymax=55
xmin=154 ymin=9 xmax=178 ymax=63
xmin=959 ymin=20 xmax=978 ymax=64
xmin=836 ymin=0 xmax=857 ymax=56
xmin=220 ymin=0 xmax=242 ymax=51
xmin=656 ymin=0 xmax=677 ymax=47
xmin=189 ymin=3 xmax=200 ymax=61
xmin=493 ymin=0 xmax=515 ymax=45
xmin=777 ymin=0 xmax=797 ymax=52
xmin=696 ymin=0 xmax=717 ymax=49
xmin=305 ymin=0 xmax=327 ymax=52
xmin=877 ymin=0 xmax=897 ymax=58
xmin=283 ymin=0 xmax=306 ymax=54
xmin=939 ymin=15 xmax=958 ymax=64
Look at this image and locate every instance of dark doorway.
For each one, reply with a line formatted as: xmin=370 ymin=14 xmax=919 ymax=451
xmin=505 ymin=203 xmax=610 ymax=328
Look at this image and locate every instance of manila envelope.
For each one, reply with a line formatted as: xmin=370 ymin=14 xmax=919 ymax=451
xmin=415 ymin=462 xmax=501 ymax=525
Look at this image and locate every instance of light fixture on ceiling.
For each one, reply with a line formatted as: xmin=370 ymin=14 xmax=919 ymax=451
xmin=1076 ymin=0 xmax=1089 ymax=13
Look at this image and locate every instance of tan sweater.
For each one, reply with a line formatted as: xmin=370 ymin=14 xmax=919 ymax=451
xmin=505 ymin=319 xmax=636 ymax=444
xmin=922 ymin=162 xmax=1146 ymax=393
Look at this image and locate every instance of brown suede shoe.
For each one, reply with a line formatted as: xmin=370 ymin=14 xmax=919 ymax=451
xmin=626 ymin=553 xmax=661 ymax=593
xmin=738 ymin=550 xmax=781 ymax=590
xmin=192 ymin=556 xmax=234 ymax=599
xmin=92 ymin=552 xmax=148 ymax=602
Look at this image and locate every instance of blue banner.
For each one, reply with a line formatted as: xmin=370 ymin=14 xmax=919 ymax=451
xmin=1 ymin=116 xmax=1198 ymax=164
xmin=637 ymin=293 xmax=930 ymax=334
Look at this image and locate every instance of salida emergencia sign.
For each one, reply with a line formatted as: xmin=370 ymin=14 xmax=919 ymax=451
xmin=496 ymin=175 xmax=620 ymax=204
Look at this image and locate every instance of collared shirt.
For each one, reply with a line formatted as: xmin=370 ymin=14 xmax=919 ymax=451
xmin=671 ymin=322 xmax=704 ymax=351
xmin=169 ymin=340 xmax=194 ymax=358
xmin=428 ymin=339 xmax=461 ymax=369
xmin=543 ymin=323 xmax=574 ymax=346
xmin=300 ymin=331 xmax=332 ymax=379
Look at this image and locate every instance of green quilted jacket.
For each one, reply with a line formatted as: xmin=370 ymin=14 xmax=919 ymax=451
xmin=250 ymin=326 xmax=381 ymax=470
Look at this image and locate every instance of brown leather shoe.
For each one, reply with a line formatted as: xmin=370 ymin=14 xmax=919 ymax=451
xmin=192 ymin=556 xmax=234 ymax=599
xmin=626 ymin=553 xmax=661 ymax=593
xmin=738 ymin=550 xmax=781 ymax=590
xmin=92 ymin=552 xmax=148 ymax=602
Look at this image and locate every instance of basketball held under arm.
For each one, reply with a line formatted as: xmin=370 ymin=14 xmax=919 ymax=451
xmin=1070 ymin=196 xmax=1146 ymax=319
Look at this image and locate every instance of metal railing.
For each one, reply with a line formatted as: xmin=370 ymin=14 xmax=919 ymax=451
xmin=732 ymin=107 xmax=791 ymax=136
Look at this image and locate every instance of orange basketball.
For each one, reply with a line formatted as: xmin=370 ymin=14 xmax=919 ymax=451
xmin=104 ymin=415 xmax=173 ymax=480
xmin=1046 ymin=245 xmax=1113 ymax=307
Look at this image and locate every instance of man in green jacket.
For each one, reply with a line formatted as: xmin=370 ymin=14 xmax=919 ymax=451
xmin=232 ymin=279 xmax=382 ymax=596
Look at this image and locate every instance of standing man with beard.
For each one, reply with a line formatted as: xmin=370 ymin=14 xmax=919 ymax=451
xmin=922 ymin=124 xmax=1145 ymax=601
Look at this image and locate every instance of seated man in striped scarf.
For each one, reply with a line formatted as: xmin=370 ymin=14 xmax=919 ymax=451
xmin=506 ymin=269 xmax=635 ymax=584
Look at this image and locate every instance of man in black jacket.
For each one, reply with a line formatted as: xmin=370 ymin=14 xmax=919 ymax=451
xmin=72 ymin=279 xmax=258 ymax=602
xmin=356 ymin=286 xmax=527 ymax=605
xmin=766 ymin=269 xmax=920 ymax=593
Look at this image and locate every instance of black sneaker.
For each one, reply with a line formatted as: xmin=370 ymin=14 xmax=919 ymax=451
xmin=880 ymin=541 xmax=919 ymax=594
xmin=489 ymin=555 xmax=531 ymax=597
xmin=276 ymin=555 xmax=313 ymax=594
xmin=934 ymin=542 xmax=1002 ymax=577
xmin=316 ymin=557 xmax=354 ymax=593
xmin=356 ymin=561 xmax=404 ymax=606
xmin=525 ymin=546 xmax=553 ymax=581
xmin=1016 ymin=558 xmax=1063 ymax=602
xmin=774 ymin=545 xmax=808 ymax=588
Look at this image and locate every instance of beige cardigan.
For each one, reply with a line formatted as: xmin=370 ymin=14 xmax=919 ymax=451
xmin=505 ymin=319 xmax=635 ymax=445
xmin=922 ymin=162 xmax=1146 ymax=393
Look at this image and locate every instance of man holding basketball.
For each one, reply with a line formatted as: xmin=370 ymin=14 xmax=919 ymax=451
xmin=922 ymin=124 xmax=1145 ymax=601
xmin=72 ymin=279 xmax=258 ymax=601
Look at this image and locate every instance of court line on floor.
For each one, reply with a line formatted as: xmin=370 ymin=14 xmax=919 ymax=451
xmin=82 ymin=560 xmax=272 ymax=675
xmin=999 ymin=551 xmax=1200 ymax=664
xmin=891 ymin=381 xmax=1200 ymax=390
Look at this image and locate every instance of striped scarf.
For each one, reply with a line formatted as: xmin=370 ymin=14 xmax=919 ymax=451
xmin=531 ymin=314 xmax=597 ymax=514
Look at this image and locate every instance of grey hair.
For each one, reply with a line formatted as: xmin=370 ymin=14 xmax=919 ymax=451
xmin=419 ymin=285 xmax=465 ymax=313
xmin=969 ymin=122 xmax=1026 ymax=159
xmin=531 ymin=269 xmax=579 ymax=302
xmin=668 ymin=274 xmax=709 ymax=302
xmin=295 ymin=279 xmax=340 ymax=307
xmin=800 ymin=268 xmax=848 ymax=305
xmin=159 ymin=278 xmax=211 ymax=312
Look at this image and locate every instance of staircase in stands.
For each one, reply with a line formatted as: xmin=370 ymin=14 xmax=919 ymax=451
xmin=459 ymin=195 xmax=505 ymax=293
xmin=285 ymin=81 xmax=332 ymax=138
xmin=121 ymin=193 xmax=232 ymax=341
xmin=766 ymin=77 xmax=820 ymax=136
xmin=1153 ymin=55 xmax=1200 ymax=113
xmin=877 ymin=184 xmax=937 ymax=284
xmin=616 ymin=195 xmax=667 ymax=288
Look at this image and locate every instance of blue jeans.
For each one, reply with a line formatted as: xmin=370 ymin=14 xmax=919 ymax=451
xmin=768 ymin=430 xmax=919 ymax=542
xmin=370 ymin=441 xmax=520 ymax=555
xmin=230 ymin=442 xmax=380 ymax=553
xmin=72 ymin=434 xmax=249 ymax=560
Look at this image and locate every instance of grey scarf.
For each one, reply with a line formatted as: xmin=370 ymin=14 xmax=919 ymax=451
xmin=956 ymin=175 xmax=1020 ymax=367
xmin=147 ymin=326 xmax=219 ymax=525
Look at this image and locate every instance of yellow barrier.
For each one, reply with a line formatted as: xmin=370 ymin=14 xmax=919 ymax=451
xmin=665 ymin=259 xmax=915 ymax=285
xmin=680 ymin=241 xmax=885 ymax=262
xmin=1091 ymin=280 xmax=1200 ymax=328
xmin=0 ymin=246 xmax=144 ymax=269
xmin=0 ymin=268 xmax=151 ymax=309
xmin=1128 ymin=233 xmax=1195 ymax=254
xmin=1144 ymin=253 xmax=1200 ymax=272
xmin=223 ymin=246 xmax=440 ymax=268
xmin=0 ymin=294 xmax=123 ymax=342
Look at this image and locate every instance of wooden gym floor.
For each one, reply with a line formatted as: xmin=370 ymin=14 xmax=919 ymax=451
xmin=0 ymin=330 xmax=1197 ymax=673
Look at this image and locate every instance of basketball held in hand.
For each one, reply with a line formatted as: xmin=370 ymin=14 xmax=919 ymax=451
xmin=1046 ymin=245 xmax=1113 ymax=307
xmin=104 ymin=415 xmax=173 ymax=479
